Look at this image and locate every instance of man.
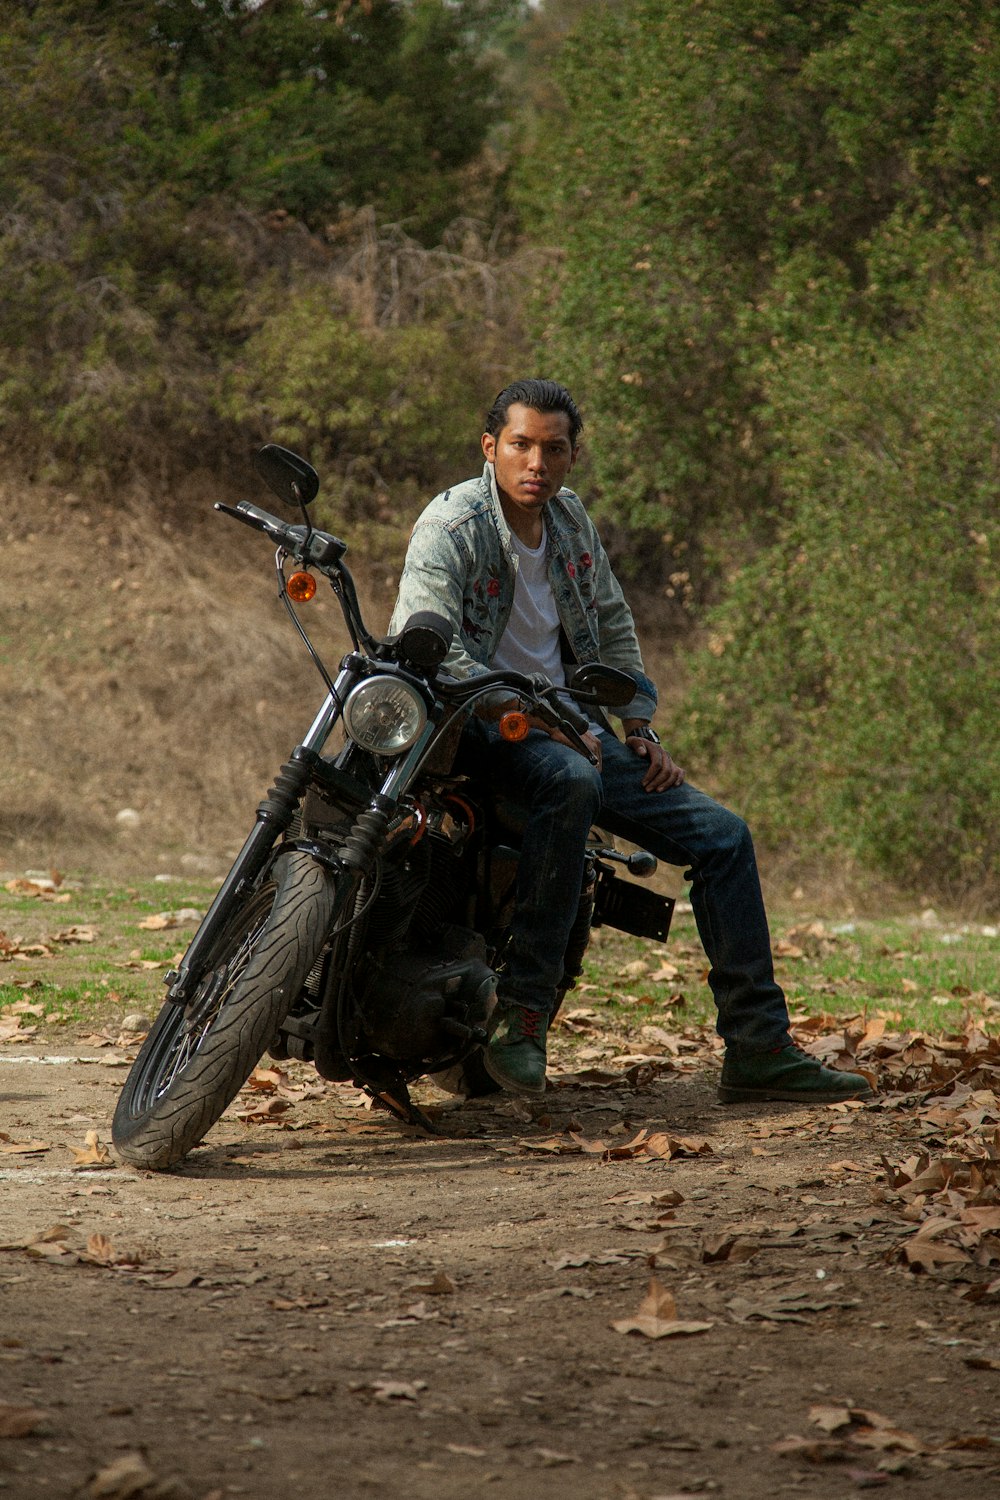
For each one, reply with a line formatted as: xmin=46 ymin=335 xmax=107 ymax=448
xmin=389 ymin=379 xmax=872 ymax=1103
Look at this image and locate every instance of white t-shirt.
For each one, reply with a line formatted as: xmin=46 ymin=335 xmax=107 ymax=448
xmin=491 ymin=526 xmax=600 ymax=732
xmin=491 ymin=526 xmax=566 ymax=687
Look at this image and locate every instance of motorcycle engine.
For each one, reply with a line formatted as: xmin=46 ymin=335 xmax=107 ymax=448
xmin=358 ymin=929 xmax=496 ymax=1064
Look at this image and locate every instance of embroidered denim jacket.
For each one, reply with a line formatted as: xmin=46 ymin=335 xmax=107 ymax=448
xmin=389 ymin=464 xmax=657 ymax=724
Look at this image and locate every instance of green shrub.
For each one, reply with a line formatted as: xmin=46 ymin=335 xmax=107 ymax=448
xmin=684 ymin=252 xmax=1000 ymax=899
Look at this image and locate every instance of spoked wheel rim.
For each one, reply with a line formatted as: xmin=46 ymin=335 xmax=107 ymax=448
xmin=125 ymin=883 xmax=277 ymax=1117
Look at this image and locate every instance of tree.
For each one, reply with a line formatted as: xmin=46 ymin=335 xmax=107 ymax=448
xmin=519 ymin=0 xmax=1000 ymax=894
xmin=518 ymin=0 xmax=1000 ymax=582
xmin=0 ymin=0 xmax=525 ymax=486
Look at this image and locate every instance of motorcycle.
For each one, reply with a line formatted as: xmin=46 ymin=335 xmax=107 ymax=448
xmin=112 ymin=445 xmax=674 ymax=1170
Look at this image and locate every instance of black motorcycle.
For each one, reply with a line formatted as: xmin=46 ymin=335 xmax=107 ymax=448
xmin=112 ymin=446 xmax=673 ymax=1170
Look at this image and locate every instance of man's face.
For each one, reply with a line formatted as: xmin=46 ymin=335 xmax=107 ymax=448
xmin=481 ymin=404 xmax=578 ymax=520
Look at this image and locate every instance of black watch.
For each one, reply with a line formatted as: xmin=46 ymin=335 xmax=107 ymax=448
xmin=627 ymin=724 xmax=661 ymax=745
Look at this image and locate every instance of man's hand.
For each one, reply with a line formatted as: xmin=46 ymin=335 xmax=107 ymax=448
xmin=626 ymin=734 xmax=685 ymax=791
xmin=550 ymin=726 xmax=602 ymax=770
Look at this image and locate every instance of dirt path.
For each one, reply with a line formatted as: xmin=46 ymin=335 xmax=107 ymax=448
xmin=3 ymin=1031 xmax=999 ymax=1500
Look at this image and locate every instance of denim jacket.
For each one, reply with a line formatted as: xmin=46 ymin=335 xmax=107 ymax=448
xmin=389 ymin=464 xmax=657 ymax=724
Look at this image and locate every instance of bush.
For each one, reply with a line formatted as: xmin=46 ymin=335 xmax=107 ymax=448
xmin=684 ymin=252 xmax=1000 ymax=900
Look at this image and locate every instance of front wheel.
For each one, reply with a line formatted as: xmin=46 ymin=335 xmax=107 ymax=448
xmin=112 ymin=852 xmax=337 ymax=1170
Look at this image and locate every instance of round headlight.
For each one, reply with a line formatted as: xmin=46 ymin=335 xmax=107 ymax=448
xmin=342 ymin=677 xmax=427 ymax=755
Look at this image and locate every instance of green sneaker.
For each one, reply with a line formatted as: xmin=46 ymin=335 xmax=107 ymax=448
xmin=719 ymin=1043 xmax=874 ymax=1104
xmin=483 ymin=1004 xmax=549 ymax=1096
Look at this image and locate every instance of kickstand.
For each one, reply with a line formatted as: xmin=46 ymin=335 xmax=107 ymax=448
xmin=367 ymin=1083 xmax=439 ymax=1135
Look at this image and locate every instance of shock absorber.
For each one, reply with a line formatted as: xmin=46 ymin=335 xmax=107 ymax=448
xmin=336 ymin=796 xmax=393 ymax=873
xmin=552 ymin=854 xmax=597 ymax=1019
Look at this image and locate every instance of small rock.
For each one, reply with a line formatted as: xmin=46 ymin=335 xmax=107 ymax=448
xmin=115 ymin=809 xmax=141 ymax=829
xmin=121 ymin=1014 xmax=153 ymax=1033
xmin=179 ymin=853 xmax=217 ymax=874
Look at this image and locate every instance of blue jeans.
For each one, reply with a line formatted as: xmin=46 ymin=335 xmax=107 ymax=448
xmin=463 ymin=723 xmax=791 ymax=1055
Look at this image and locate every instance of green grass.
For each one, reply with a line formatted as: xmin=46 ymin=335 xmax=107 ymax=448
xmin=578 ymin=907 xmax=999 ymax=1038
xmin=0 ymin=875 xmax=217 ymax=1025
xmin=1 ymin=877 xmax=996 ymax=1039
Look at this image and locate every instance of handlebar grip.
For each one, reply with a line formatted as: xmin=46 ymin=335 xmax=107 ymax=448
xmin=215 ymin=501 xmax=290 ymax=542
xmin=559 ymin=701 xmax=590 ymax=735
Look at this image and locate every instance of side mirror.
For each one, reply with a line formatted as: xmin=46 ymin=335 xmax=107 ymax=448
xmin=253 ymin=444 xmax=320 ymax=509
xmin=567 ymin=663 xmax=636 ymax=707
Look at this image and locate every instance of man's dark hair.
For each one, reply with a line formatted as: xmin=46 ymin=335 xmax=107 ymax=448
xmin=485 ymin=379 xmax=583 ymax=447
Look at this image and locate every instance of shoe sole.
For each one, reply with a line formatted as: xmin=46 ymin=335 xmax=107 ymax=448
xmin=482 ymin=1051 xmax=546 ymax=1096
xmin=718 ymin=1083 xmax=875 ymax=1104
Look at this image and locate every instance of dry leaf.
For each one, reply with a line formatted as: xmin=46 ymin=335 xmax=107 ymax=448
xmin=809 ymin=1404 xmax=854 ymax=1434
xmin=49 ymin=924 xmax=97 ymax=943
xmin=701 ymin=1233 xmax=759 ymax=1264
xmin=144 ymin=1270 xmax=202 ymax=1289
xmin=234 ymin=1097 xmax=292 ymax=1124
xmin=370 ymin=1379 xmax=425 ymax=1402
xmin=81 ymin=1452 xmax=155 ymax=1498
xmin=610 ymin=1276 xmax=713 ymax=1339
xmin=71 ymin=1129 xmax=113 ymax=1167
xmin=772 ymin=1434 xmax=844 ymax=1462
xmin=406 ymin=1271 xmax=456 ymax=1296
xmin=83 ymin=1234 xmax=116 ymax=1265
xmin=0 ymin=1403 xmax=47 ymax=1439
xmin=0 ymin=1138 xmax=51 ymax=1156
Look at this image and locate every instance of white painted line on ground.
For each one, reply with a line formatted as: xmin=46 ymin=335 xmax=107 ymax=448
xmin=0 ymin=1167 xmax=120 ymax=1181
xmin=0 ymin=1055 xmax=123 ymax=1065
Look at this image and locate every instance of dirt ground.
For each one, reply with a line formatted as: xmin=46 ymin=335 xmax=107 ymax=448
xmin=2 ymin=483 xmax=998 ymax=1496
xmin=3 ymin=1022 xmax=999 ymax=1500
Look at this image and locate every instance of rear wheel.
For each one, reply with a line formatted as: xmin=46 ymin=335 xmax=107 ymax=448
xmin=112 ymin=852 xmax=337 ymax=1170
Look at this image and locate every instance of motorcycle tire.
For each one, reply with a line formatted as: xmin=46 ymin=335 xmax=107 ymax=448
xmin=112 ymin=851 xmax=337 ymax=1171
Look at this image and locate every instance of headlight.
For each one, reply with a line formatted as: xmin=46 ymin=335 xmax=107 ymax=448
xmin=342 ymin=677 xmax=427 ymax=755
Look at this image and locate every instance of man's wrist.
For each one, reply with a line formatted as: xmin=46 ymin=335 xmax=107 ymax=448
xmin=624 ymin=721 xmax=661 ymax=746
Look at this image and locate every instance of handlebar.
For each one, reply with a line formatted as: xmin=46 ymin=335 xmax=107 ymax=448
xmin=438 ymin=669 xmax=596 ymax=762
xmin=215 ymin=502 xmax=347 ymax=573
xmin=219 ymin=498 xmax=597 ymax=761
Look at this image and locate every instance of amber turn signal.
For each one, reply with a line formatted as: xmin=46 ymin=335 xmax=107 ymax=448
xmin=498 ymin=710 xmax=530 ymax=742
xmin=287 ymin=571 xmax=317 ymax=602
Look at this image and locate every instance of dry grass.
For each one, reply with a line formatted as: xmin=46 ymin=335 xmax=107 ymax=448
xmin=0 ymin=476 xmax=390 ymax=873
xmin=0 ymin=477 xmax=973 ymax=918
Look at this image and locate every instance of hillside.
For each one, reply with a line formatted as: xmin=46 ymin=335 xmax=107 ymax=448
xmin=0 ymin=476 xmax=391 ymax=874
xmin=1 ymin=477 xmax=691 ymax=881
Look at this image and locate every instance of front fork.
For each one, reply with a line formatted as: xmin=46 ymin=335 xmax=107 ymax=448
xmin=164 ymin=743 xmax=326 ymax=1005
xmin=165 ymin=672 xmax=357 ymax=1006
xmin=164 ymin=662 xmax=446 ymax=1008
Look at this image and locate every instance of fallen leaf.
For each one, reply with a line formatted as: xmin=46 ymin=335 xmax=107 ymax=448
xmin=0 ymin=1403 xmax=47 ymax=1439
xmin=0 ymin=1138 xmax=52 ymax=1156
xmin=551 ymin=1251 xmax=631 ymax=1271
xmin=533 ymin=1448 xmax=577 ymax=1466
xmin=772 ymin=1434 xmax=844 ymax=1462
xmin=70 ymin=1130 xmax=113 ymax=1167
xmin=809 ymin=1404 xmax=854 ymax=1434
xmin=81 ymin=1452 xmax=155 ymax=1498
xmin=701 ymin=1233 xmax=759 ymax=1264
xmin=142 ymin=1270 xmax=202 ymax=1289
xmin=233 ymin=1097 xmax=292 ymax=1124
xmin=137 ymin=908 xmax=201 ymax=931
xmin=370 ymin=1380 xmax=425 ymax=1402
xmin=406 ymin=1271 xmax=456 ymax=1296
xmin=610 ymin=1276 xmax=713 ymax=1339
xmin=49 ymin=925 xmax=97 ymax=944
